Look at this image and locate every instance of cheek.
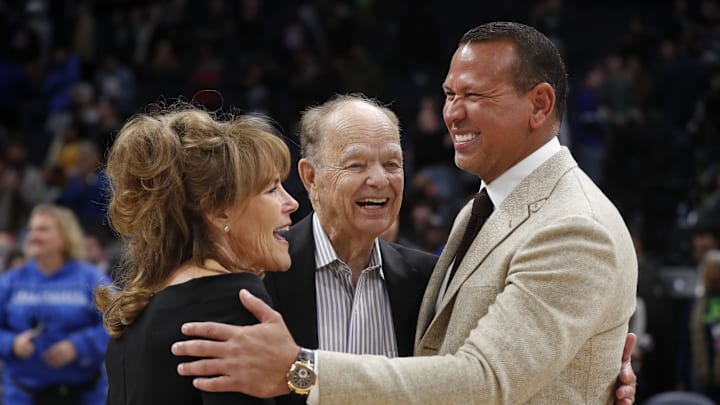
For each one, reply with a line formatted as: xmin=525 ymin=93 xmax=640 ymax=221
xmin=329 ymin=179 xmax=354 ymax=208
xmin=391 ymin=175 xmax=403 ymax=204
xmin=232 ymin=231 xmax=272 ymax=268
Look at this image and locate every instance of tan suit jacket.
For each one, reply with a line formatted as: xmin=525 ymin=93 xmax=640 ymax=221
xmin=316 ymin=148 xmax=637 ymax=404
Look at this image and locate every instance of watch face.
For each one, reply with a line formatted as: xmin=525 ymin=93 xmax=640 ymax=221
xmin=291 ymin=364 xmax=314 ymax=388
xmin=289 ymin=362 xmax=316 ymax=393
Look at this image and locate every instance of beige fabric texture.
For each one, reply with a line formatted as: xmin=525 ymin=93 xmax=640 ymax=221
xmin=316 ymin=148 xmax=638 ymax=404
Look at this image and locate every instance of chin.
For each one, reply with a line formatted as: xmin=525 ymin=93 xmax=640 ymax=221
xmin=360 ymin=224 xmax=392 ymax=239
xmin=269 ymin=254 xmax=292 ymax=272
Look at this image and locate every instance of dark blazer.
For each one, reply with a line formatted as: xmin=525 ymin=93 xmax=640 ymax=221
xmin=264 ymin=213 xmax=436 ymax=404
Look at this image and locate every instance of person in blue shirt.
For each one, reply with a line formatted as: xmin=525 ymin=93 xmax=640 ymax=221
xmin=0 ymin=204 xmax=110 ymax=405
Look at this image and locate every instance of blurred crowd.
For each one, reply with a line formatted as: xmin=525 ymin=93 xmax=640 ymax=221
xmin=1 ymin=0 xmax=720 ymax=402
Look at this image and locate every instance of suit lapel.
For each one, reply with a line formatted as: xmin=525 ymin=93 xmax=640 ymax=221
xmin=438 ymin=196 xmax=530 ymax=308
xmin=417 ymin=148 xmax=578 ymax=348
xmin=415 ymin=203 xmax=470 ymax=345
xmin=270 ymin=214 xmax=319 ymax=349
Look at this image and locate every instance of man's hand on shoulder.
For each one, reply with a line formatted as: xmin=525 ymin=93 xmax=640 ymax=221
xmin=171 ymin=289 xmax=299 ymax=398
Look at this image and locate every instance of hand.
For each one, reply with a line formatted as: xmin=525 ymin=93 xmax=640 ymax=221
xmin=172 ymin=289 xmax=299 ymax=398
xmin=42 ymin=339 xmax=78 ymax=368
xmin=615 ymin=332 xmax=637 ymax=404
xmin=12 ymin=328 xmax=41 ymax=359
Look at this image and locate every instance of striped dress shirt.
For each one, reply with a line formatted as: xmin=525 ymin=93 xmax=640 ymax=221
xmin=312 ymin=214 xmax=398 ymax=357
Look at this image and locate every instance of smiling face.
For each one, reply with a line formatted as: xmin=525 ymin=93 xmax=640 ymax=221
xmin=302 ymin=101 xmax=404 ymax=243
xmin=24 ymin=212 xmax=66 ymax=262
xmin=227 ymin=177 xmax=299 ymax=272
xmin=442 ymin=40 xmax=544 ymax=183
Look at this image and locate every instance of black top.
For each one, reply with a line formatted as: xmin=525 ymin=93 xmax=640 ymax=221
xmin=105 ymin=272 xmax=275 ymax=405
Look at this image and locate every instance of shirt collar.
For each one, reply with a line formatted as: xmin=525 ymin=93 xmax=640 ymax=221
xmin=483 ymin=136 xmax=561 ymax=207
xmin=311 ymin=213 xmax=384 ymax=278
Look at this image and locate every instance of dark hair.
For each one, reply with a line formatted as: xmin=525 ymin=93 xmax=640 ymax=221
xmin=460 ymin=21 xmax=568 ymax=122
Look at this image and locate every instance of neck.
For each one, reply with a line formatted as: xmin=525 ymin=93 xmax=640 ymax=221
xmin=202 ymin=259 xmax=233 ymax=273
xmin=35 ymin=254 xmax=66 ymax=275
xmin=328 ymin=232 xmax=375 ymax=285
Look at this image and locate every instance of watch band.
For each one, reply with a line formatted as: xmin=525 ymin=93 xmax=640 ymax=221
xmin=297 ymin=347 xmax=315 ymax=364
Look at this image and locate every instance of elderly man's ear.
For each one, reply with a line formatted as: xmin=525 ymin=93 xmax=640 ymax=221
xmin=298 ymin=158 xmax=317 ymax=194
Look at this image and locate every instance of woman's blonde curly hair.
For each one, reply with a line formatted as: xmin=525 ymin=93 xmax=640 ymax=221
xmin=95 ymin=103 xmax=290 ymax=338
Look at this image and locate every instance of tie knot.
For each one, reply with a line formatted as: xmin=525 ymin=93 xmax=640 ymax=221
xmin=471 ymin=188 xmax=493 ymax=218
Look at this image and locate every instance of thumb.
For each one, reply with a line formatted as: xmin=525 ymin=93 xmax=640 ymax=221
xmin=622 ymin=332 xmax=637 ymax=363
xmin=239 ymin=289 xmax=277 ymax=323
xmin=22 ymin=328 xmax=42 ymax=340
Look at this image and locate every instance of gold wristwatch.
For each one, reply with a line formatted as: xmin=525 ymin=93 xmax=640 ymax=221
xmin=286 ymin=347 xmax=316 ymax=396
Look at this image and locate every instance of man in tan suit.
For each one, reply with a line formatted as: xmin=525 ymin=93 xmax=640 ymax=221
xmin=172 ymin=22 xmax=638 ymax=404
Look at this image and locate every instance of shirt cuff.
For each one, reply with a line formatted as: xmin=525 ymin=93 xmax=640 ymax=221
xmin=306 ymin=351 xmax=320 ymax=405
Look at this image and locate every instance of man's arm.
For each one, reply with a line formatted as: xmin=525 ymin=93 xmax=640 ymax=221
xmin=172 ymin=290 xmax=638 ymax=403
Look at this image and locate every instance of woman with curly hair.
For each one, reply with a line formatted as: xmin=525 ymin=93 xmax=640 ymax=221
xmin=95 ymin=103 xmax=298 ymax=404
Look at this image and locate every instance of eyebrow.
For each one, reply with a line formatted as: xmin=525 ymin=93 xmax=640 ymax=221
xmin=339 ymin=144 xmax=402 ymax=160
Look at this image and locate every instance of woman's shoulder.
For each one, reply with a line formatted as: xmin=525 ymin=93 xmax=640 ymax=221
xmin=0 ymin=262 xmax=34 ymax=282
xmin=159 ymin=272 xmax=270 ymax=304
xmin=169 ymin=273 xmax=272 ymax=325
xmin=192 ymin=272 xmax=265 ymax=290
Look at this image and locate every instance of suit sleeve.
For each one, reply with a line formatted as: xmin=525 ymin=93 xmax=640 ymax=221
xmin=315 ymin=215 xmax=633 ymax=404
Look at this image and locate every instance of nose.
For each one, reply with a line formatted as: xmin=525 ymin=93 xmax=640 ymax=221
xmin=443 ymin=98 xmax=466 ymax=128
xmin=281 ymin=187 xmax=299 ymax=214
xmin=366 ymin=163 xmax=390 ymax=188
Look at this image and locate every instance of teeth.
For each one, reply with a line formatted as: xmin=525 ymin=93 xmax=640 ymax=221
xmin=275 ymin=227 xmax=290 ymax=237
xmin=357 ymin=198 xmax=387 ymax=204
xmin=357 ymin=198 xmax=389 ymax=209
xmin=455 ymin=133 xmax=479 ymax=142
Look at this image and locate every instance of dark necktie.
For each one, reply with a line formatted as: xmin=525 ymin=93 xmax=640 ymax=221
xmin=449 ymin=188 xmax=494 ymax=282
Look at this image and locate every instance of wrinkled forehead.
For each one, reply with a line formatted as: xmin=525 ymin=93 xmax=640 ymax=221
xmin=322 ymin=103 xmax=401 ymax=155
xmin=338 ymin=141 xmax=403 ymax=161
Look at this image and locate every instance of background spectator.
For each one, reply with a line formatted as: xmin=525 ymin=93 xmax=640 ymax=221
xmin=0 ymin=204 xmax=109 ymax=405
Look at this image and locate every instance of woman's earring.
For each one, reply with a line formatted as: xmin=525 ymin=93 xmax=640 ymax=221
xmin=223 ymin=225 xmax=230 ymax=233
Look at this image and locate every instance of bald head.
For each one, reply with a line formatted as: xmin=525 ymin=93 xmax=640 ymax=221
xmin=299 ymin=94 xmax=400 ymax=164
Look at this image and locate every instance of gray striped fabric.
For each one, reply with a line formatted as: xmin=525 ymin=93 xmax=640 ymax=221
xmin=312 ymin=214 xmax=398 ymax=357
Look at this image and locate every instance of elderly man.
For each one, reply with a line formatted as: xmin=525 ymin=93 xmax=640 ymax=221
xmin=263 ymin=94 xmax=437 ymax=404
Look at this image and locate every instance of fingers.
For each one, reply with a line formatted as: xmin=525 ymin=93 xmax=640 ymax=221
xmin=13 ymin=340 xmax=34 ymax=359
xmin=179 ymin=321 xmax=236 ymax=341
xmin=239 ymin=289 xmax=278 ymax=323
xmin=615 ymin=384 xmax=634 ymax=399
xmin=13 ymin=330 xmax=38 ymax=359
xmin=622 ymin=332 xmax=637 ymax=363
xmin=42 ymin=341 xmax=75 ymax=368
xmin=191 ymin=375 xmax=237 ymax=393
xmin=43 ymin=349 xmax=62 ymax=368
xmin=176 ymin=358 xmax=226 ymax=378
xmin=619 ymin=355 xmax=637 ymax=385
xmin=25 ymin=327 xmax=42 ymax=340
xmin=172 ymin=338 xmax=232 ymax=358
